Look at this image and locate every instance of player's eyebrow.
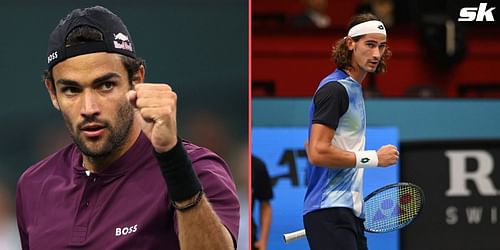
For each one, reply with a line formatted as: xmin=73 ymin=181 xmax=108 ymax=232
xmin=90 ymin=72 xmax=121 ymax=87
xmin=365 ymin=39 xmax=387 ymax=45
xmin=56 ymin=72 xmax=121 ymax=87
xmin=56 ymin=78 xmax=79 ymax=87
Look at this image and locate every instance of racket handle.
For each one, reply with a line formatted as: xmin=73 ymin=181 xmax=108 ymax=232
xmin=283 ymin=229 xmax=306 ymax=243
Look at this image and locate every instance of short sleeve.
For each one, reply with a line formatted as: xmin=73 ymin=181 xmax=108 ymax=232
xmin=16 ymin=180 xmax=30 ymax=250
xmin=312 ymin=82 xmax=349 ymax=129
xmin=189 ymin=148 xmax=240 ymax=245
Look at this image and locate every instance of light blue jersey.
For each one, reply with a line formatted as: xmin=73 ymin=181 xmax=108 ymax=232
xmin=304 ymin=69 xmax=367 ymax=218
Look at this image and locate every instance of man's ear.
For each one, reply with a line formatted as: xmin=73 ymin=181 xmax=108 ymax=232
xmin=131 ymin=65 xmax=145 ymax=84
xmin=44 ymin=79 xmax=60 ymax=111
xmin=346 ymin=37 xmax=355 ymax=51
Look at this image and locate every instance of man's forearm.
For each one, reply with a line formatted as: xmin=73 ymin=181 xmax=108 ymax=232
xmin=177 ymin=195 xmax=234 ymax=250
xmin=309 ymin=144 xmax=356 ymax=168
xmin=259 ymin=202 xmax=272 ymax=245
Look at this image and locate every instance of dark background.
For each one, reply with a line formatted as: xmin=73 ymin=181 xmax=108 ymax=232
xmin=0 ymin=1 xmax=248 ymax=247
xmin=0 ymin=0 xmax=248 ymax=189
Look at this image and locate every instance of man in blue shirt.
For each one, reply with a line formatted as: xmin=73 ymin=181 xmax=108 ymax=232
xmin=304 ymin=13 xmax=399 ymax=250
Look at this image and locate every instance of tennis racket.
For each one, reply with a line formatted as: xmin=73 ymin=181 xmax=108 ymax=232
xmin=283 ymin=182 xmax=424 ymax=243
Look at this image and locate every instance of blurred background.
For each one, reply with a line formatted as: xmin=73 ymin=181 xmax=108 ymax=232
xmin=252 ymin=0 xmax=500 ymax=249
xmin=0 ymin=0 xmax=248 ymax=249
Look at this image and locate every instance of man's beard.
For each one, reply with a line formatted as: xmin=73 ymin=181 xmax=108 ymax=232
xmin=62 ymin=99 xmax=135 ymax=159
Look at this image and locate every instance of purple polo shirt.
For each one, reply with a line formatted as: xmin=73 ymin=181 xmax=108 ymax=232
xmin=16 ymin=133 xmax=239 ymax=249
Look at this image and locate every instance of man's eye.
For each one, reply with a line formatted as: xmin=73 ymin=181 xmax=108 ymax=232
xmin=100 ymin=82 xmax=114 ymax=91
xmin=61 ymin=87 xmax=80 ymax=95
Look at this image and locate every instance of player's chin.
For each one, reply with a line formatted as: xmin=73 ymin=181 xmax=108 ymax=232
xmin=76 ymin=132 xmax=108 ymax=150
xmin=365 ymin=64 xmax=378 ymax=72
xmin=82 ymin=145 xmax=112 ymax=158
xmin=80 ymin=137 xmax=112 ymax=155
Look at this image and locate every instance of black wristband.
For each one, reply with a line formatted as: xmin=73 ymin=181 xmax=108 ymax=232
xmin=154 ymin=138 xmax=202 ymax=202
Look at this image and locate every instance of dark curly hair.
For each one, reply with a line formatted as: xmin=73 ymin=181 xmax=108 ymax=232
xmin=331 ymin=13 xmax=392 ymax=74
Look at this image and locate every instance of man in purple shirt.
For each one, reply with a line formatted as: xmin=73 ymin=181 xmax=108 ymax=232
xmin=16 ymin=6 xmax=239 ymax=250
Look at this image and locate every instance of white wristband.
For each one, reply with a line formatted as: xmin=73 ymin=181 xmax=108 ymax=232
xmin=354 ymin=151 xmax=379 ymax=168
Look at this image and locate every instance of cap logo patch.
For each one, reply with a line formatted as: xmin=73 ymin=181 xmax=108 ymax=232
xmin=47 ymin=51 xmax=58 ymax=63
xmin=113 ymin=32 xmax=133 ymax=52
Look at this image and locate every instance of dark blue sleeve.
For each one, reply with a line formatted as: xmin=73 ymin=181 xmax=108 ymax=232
xmin=312 ymin=81 xmax=349 ymax=129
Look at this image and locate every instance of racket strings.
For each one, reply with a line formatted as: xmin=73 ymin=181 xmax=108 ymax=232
xmin=364 ymin=185 xmax=423 ymax=232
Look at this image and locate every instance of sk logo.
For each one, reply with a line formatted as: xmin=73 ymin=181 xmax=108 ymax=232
xmin=458 ymin=3 xmax=496 ymax=22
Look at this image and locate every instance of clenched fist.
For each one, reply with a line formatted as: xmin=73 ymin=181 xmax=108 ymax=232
xmin=126 ymin=83 xmax=178 ymax=153
xmin=377 ymin=144 xmax=399 ymax=167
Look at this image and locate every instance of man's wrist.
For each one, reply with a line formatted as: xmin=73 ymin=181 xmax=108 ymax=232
xmin=172 ymin=190 xmax=204 ymax=212
xmin=354 ymin=150 xmax=379 ymax=168
xmin=154 ymin=137 xmax=178 ymax=153
xmin=154 ymin=137 xmax=202 ymax=202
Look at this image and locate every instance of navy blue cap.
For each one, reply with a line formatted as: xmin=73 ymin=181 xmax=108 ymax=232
xmin=47 ymin=6 xmax=136 ymax=69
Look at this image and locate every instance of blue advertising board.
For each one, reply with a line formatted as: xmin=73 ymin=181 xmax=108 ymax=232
xmin=252 ymin=126 xmax=399 ymax=250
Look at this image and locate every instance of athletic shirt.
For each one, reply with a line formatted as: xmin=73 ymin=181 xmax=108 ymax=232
xmin=304 ymin=68 xmax=367 ymax=218
xmin=16 ymin=132 xmax=239 ymax=249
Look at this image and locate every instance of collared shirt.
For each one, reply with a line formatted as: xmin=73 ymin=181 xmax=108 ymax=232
xmin=16 ymin=133 xmax=239 ymax=249
xmin=304 ymin=68 xmax=367 ymax=218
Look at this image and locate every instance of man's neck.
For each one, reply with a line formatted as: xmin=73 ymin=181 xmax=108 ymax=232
xmin=83 ymin=121 xmax=141 ymax=173
xmin=345 ymin=67 xmax=367 ymax=84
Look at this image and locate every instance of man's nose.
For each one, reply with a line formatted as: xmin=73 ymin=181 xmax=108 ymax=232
xmin=372 ymin=48 xmax=381 ymax=60
xmin=81 ymin=91 xmax=100 ymax=117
